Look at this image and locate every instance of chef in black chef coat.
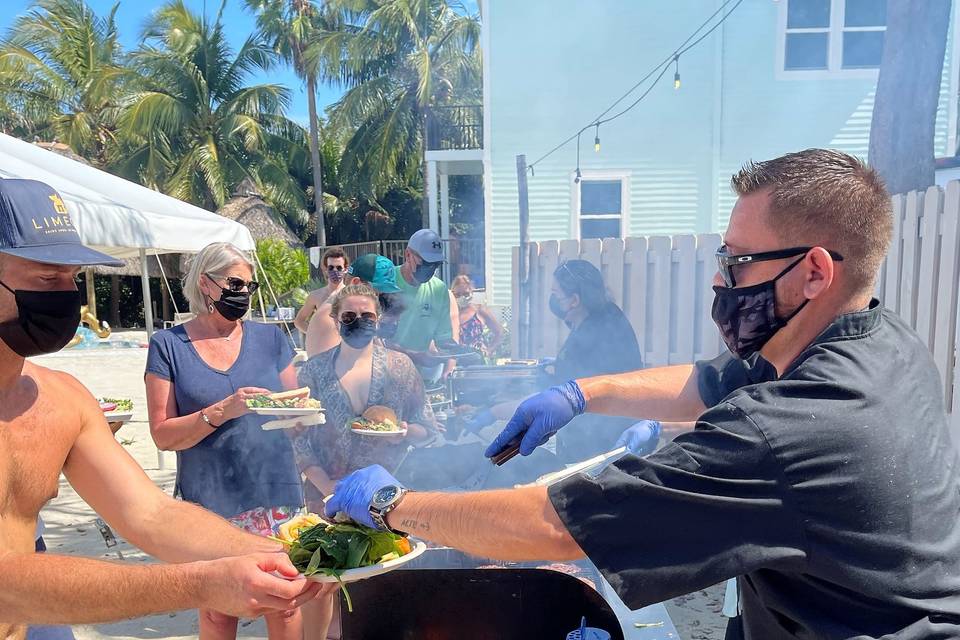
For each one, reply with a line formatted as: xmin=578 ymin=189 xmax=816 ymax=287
xmin=326 ymin=149 xmax=960 ymax=640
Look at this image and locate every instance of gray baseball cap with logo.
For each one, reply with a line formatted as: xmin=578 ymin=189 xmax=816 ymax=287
xmin=407 ymin=229 xmax=445 ymax=263
xmin=0 ymin=178 xmax=122 ymax=266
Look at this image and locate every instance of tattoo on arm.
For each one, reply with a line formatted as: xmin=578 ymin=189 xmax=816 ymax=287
xmin=399 ymin=518 xmax=431 ymax=533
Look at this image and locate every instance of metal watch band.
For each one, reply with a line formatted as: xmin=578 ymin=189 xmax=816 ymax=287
xmin=370 ymin=487 xmax=408 ymax=534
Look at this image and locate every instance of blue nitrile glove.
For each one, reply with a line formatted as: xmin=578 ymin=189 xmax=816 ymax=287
xmin=324 ymin=465 xmax=403 ymax=530
xmin=615 ymin=420 xmax=662 ymax=456
xmin=464 ymin=409 xmax=496 ymax=433
xmin=484 ymin=381 xmax=586 ymax=458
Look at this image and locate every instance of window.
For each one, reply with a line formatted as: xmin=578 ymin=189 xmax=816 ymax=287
xmin=571 ymin=171 xmax=630 ymax=240
xmin=779 ymin=0 xmax=886 ymax=77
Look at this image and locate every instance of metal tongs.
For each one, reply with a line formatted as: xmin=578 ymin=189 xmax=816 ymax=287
xmin=489 ymin=436 xmax=523 ymax=466
xmin=516 ymin=446 xmax=628 ymax=488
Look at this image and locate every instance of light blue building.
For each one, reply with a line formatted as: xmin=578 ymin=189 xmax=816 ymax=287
xmin=461 ymin=0 xmax=958 ymax=304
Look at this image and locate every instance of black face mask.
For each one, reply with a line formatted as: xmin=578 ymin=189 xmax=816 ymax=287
xmin=549 ymin=294 xmax=570 ymax=321
xmin=711 ymin=257 xmax=808 ymax=359
xmin=0 ymin=280 xmax=81 ymax=357
xmin=413 ymin=261 xmax=439 ymax=284
xmin=206 ymin=278 xmax=250 ymax=322
xmin=340 ymin=317 xmax=378 ymax=349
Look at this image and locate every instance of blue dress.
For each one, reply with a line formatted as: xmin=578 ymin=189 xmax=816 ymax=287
xmin=145 ymin=321 xmax=304 ymax=518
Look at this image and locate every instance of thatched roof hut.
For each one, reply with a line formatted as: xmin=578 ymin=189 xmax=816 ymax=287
xmin=91 ymin=253 xmax=184 ymax=278
xmin=217 ymin=178 xmax=303 ymax=248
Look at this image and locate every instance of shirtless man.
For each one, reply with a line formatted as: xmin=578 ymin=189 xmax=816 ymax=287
xmin=295 ymin=248 xmax=347 ymax=355
xmin=0 ymin=179 xmax=332 ymax=639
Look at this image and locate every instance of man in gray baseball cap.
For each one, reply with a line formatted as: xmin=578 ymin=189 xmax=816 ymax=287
xmin=0 ymin=178 xmax=330 ymax=640
xmin=392 ymin=229 xmax=461 ymax=380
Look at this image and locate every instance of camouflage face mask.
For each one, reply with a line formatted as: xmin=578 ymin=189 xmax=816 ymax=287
xmin=711 ymin=257 xmax=808 ymax=359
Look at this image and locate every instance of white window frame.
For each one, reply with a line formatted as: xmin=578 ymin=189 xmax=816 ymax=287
xmin=776 ymin=0 xmax=885 ymax=80
xmin=569 ymin=169 xmax=631 ymax=241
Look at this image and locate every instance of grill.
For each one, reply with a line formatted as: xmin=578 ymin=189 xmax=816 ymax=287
xmin=448 ymin=360 xmax=549 ymax=412
xmin=339 ymin=548 xmax=624 ymax=640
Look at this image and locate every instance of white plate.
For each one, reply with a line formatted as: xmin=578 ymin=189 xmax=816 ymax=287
xmin=304 ymin=540 xmax=427 ymax=584
xmin=350 ymin=426 xmax=407 ymax=437
xmin=249 ymin=406 xmax=323 ymax=417
xmin=261 ymin=413 xmax=326 ymax=431
xmin=103 ymin=411 xmax=134 ymax=423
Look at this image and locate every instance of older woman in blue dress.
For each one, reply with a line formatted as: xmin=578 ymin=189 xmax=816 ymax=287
xmin=144 ymin=242 xmax=331 ymax=640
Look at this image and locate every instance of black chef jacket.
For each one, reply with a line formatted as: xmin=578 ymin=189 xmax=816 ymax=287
xmin=551 ymin=301 xmax=644 ymax=462
xmin=549 ymin=300 xmax=960 ymax=639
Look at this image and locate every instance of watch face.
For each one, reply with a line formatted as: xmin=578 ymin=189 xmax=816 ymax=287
xmin=373 ymin=485 xmax=399 ymax=507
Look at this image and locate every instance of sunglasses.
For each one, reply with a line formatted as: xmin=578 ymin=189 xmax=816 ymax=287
xmin=207 ymin=274 xmax=260 ymax=294
xmin=327 ymin=265 xmax=345 ymax=272
xmin=715 ymin=245 xmax=844 ymax=288
xmin=339 ymin=311 xmax=378 ymax=324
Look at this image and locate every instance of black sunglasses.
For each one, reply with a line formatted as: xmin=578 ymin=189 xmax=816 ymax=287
xmin=715 ymin=245 xmax=844 ymax=288
xmin=327 ymin=265 xmax=345 ymax=272
xmin=207 ymin=274 xmax=260 ymax=294
xmin=340 ymin=311 xmax=378 ymax=324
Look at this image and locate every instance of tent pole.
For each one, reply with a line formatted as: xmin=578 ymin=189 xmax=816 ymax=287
xmin=140 ymin=249 xmax=155 ymax=338
xmin=141 ymin=249 xmax=163 ymax=470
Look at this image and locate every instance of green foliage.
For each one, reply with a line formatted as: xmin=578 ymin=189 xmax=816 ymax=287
xmin=0 ymin=0 xmax=484 ymax=247
xmin=0 ymin=0 xmax=128 ymax=166
xmin=310 ymin=0 xmax=482 ymax=201
xmin=255 ymin=238 xmax=310 ymax=299
xmin=117 ymin=1 xmax=309 ymax=226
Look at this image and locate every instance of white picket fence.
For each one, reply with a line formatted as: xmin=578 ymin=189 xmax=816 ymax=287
xmin=510 ymin=182 xmax=960 ymax=436
xmin=511 ymin=235 xmax=725 ymax=367
xmin=875 ymin=183 xmax=960 ymax=434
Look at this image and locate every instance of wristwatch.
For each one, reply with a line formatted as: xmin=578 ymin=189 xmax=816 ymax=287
xmin=369 ymin=485 xmax=408 ymax=533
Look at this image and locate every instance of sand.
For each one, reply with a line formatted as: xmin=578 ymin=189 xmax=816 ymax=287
xmin=33 ymin=330 xmax=727 ymax=640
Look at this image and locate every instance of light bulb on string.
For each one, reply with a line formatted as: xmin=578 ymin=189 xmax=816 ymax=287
xmin=575 ymin=167 xmax=582 ymax=184
xmin=674 ymin=56 xmax=681 ymax=90
xmin=594 ymin=124 xmax=601 ymax=153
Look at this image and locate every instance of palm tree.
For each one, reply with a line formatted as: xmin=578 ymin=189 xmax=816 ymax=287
xmin=244 ymin=0 xmax=342 ymax=246
xmin=307 ymin=0 xmax=481 ymax=224
xmin=0 ymin=0 xmax=127 ymax=166
xmin=118 ymin=0 xmax=309 ymax=226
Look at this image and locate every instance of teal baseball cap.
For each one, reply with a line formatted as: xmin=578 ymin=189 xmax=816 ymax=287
xmin=347 ymin=254 xmax=401 ymax=293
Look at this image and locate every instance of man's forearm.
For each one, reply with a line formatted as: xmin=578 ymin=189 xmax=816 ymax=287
xmin=0 ymin=552 xmax=202 ymax=624
xmin=386 ymin=488 xmax=584 ymax=562
xmin=123 ymin=497 xmax=278 ymax=563
xmin=579 ymin=364 xmax=705 ymax=422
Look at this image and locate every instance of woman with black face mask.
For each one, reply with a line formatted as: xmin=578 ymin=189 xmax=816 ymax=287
xmin=143 ymin=242 xmax=332 ymax=640
xmin=291 ymin=284 xmax=439 ymax=508
xmin=545 ymin=260 xmax=645 ymax=461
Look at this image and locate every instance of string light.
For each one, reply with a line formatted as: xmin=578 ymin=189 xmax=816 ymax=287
xmin=524 ymin=0 xmax=743 ymax=175
xmin=594 ymin=124 xmax=601 ymax=153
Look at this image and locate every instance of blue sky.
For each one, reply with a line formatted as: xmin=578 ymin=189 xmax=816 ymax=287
xmin=1 ymin=0 xmax=347 ymax=124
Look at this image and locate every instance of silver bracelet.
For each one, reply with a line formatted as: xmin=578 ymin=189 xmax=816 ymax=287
xmin=200 ymin=408 xmax=216 ymax=428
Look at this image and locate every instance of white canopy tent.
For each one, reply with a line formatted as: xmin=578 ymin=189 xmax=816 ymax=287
xmin=0 ymin=132 xmax=256 ymax=336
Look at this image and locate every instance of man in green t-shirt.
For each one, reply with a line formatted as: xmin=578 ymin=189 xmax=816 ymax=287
xmin=391 ymin=229 xmax=459 ymax=380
